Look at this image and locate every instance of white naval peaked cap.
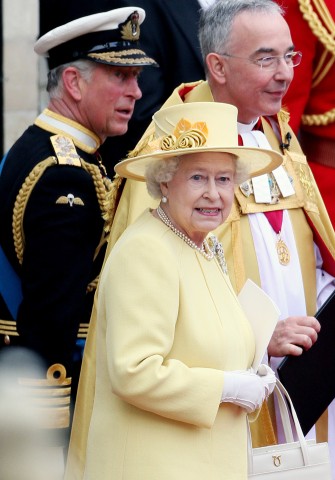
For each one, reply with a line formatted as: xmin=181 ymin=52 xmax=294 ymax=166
xmin=34 ymin=7 xmax=158 ymax=70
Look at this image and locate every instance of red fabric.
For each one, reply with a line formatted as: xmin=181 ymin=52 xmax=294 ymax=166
xmin=306 ymin=213 xmax=335 ymax=277
xmin=178 ymin=85 xmax=199 ymax=102
xmin=254 ymin=118 xmax=263 ymax=131
xmin=278 ymin=1 xmax=335 ymax=229
xmin=280 ymin=0 xmax=335 ymax=139
xmin=264 ymin=211 xmax=284 ymax=234
xmin=309 ymin=162 xmax=335 ymax=229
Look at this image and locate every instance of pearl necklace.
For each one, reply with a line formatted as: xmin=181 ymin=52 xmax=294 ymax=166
xmin=156 ymin=206 xmax=214 ymax=261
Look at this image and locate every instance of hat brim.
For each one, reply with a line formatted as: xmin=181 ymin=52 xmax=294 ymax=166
xmin=115 ymin=146 xmax=283 ymax=184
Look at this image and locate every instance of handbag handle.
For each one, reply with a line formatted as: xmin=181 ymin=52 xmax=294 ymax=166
xmin=247 ymin=379 xmax=311 ymax=473
xmin=275 ymin=380 xmax=294 ymax=443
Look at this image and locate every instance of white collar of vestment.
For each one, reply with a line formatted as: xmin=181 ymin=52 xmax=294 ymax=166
xmin=237 ymin=118 xmax=259 ymax=133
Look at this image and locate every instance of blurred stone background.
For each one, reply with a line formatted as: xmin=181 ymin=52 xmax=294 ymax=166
xmin=2 ymin=0 xmax=44 ymax=155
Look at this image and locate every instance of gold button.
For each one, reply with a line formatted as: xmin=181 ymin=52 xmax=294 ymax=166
xmin=4 ymin=335 xmax=10 ymax=345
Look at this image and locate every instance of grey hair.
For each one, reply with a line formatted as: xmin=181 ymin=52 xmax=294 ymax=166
xmin=47 ymin=59 xmax=96 ymax=99
xmin=198 ymin=0 xmax=284 ymax=75
xmin=145 ymin=153 xmax=249 ymax=197
xmin=145 ymin=157 xmax=180 ymax=199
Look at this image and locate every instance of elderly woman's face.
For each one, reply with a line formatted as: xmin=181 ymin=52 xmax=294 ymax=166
xmin=161 ymin=152 xmax=235 ymax=246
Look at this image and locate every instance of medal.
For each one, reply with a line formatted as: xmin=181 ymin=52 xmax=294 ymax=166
xmin=276 ymin=236 xmax=290 ymax=266
xmin=264 ymin=210 xmax=290 ymax=266
xmin=238 ymin=126 xmax=291 ymax=266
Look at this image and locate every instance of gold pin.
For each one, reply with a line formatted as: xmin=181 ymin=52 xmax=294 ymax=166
xmin=56 ymin=193 xmax=84 ymax=207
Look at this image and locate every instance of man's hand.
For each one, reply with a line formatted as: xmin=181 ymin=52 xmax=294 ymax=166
xmin=268 ymin=316 xmax=320 ymax=357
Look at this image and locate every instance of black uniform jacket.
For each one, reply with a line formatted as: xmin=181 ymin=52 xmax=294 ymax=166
xmin=0 ymin=112 xmax=108 ymax=415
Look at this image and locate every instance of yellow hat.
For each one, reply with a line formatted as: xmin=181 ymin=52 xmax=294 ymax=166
xmin=34 ymin=7 xmax=158 ymax=70
xmin=115 ymin=102 xmax=283 ymax=183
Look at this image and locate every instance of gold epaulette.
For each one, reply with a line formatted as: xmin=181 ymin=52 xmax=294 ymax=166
xmin=18 ymin=364 xmax=71 ymax=429
xmin=50 ymin=135 xmax=82 ymax=166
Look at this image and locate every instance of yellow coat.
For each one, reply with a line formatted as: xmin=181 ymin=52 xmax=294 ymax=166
xmin=66 ymin=81 xmax=335 ymax=478
xmin=83 ymin=210 xmax=255 ymax=480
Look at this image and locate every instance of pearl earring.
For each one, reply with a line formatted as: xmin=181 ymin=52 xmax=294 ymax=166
xmin=161 ymin=196 xmax=168 ymax=204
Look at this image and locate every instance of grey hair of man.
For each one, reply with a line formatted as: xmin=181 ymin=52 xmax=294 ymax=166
xmin=145 ymin=154 xmax=247 ymax=199
xmin=198 ymin=0 xmax=284 ymax=76
xmin=47 ymin=59 xmax=96 ymax=99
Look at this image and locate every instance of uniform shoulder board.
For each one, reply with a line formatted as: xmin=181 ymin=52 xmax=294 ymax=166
xmin=50 ymin=134 xmax=82 ymax=167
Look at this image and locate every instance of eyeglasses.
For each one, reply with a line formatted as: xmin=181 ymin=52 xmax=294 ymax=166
xmin=219 ymin=51 xmax=302 ymax=70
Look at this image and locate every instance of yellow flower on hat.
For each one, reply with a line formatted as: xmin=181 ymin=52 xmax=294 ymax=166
xmin=173 ymin=119 xmax=209 ymax=139
xmin=173 ymin=119 xmax=192 ymax=138
xmin=192 ymin=122 xmax=209 ymax=137
xmin=176 ymin=130 xmax=206 ymax=149
xmin=160 ymin=135 xmax=177 ymax=151
xmin=159 ymin=118 xmax=208 ymax=151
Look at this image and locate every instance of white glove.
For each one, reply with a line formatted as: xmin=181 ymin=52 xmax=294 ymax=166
xmin=221 ymin=364 xmax=276 ymax=413
xmin=257 ymin=364 xmax=276 ymax=397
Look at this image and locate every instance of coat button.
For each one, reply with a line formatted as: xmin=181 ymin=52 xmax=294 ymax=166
xmin=4 ymin=335 xmax=10 ymax=345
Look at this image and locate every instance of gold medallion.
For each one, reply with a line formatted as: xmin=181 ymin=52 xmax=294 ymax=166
xmin=276 ymin=237 xmax=290 ymax=266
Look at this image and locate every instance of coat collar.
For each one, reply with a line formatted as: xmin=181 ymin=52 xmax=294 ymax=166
xmin=35 ymin=108 xmax=101 ymax=154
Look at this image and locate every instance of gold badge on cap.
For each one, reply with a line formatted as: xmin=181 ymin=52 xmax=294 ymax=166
xmin=120 ymin=11 xmax=140 ymax=41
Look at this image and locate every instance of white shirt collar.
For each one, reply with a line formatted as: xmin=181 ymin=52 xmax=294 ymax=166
xmin=237 ymin=118 xmax=260 ymax=133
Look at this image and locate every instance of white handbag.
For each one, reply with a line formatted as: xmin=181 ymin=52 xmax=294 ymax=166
xmin=248 ymin=380 xmax=332 ymax=478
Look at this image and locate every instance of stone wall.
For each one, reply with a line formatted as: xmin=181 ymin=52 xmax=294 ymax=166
xmin=3 ymin=0 xmax=40 ymax=151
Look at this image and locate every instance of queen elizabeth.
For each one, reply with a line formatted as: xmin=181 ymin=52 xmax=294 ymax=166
xmin=81 ymin=102 xmax=283 ymax=480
